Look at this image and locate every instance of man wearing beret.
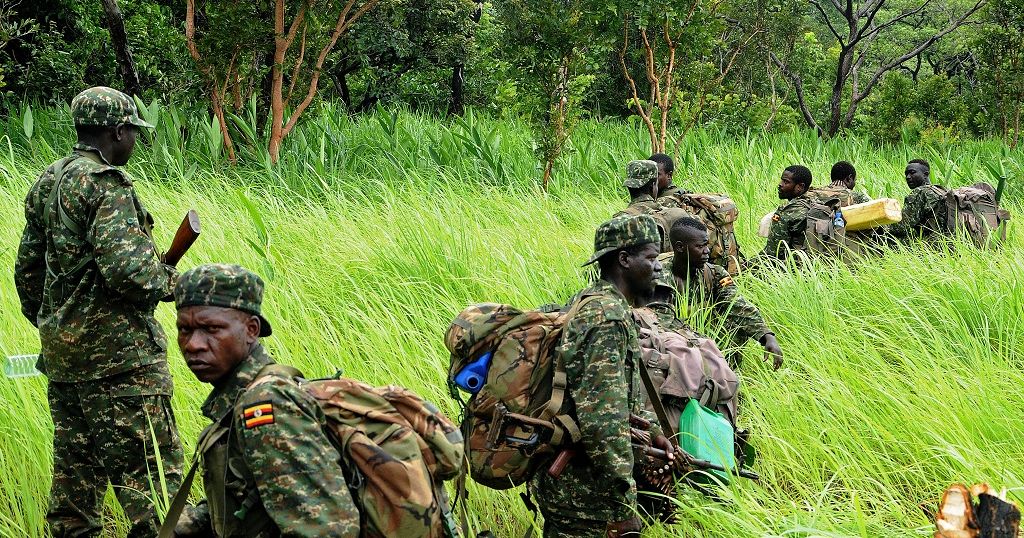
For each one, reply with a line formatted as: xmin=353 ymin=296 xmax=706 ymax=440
xmin=169 ymin=264 xmax=360 ymax=537
xmin=528 ymin=215 xmax=674 ymax=538
xmin=14 ymin=86 xmax=182 ymax=537
xmin=613 ymin=160 xmax=662 ymax=219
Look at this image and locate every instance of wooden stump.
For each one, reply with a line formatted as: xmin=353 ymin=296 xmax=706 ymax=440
xmin=935 ymin=484 xmax=1021 ymax=538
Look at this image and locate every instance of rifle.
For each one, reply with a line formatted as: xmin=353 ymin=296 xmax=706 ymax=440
xmin=162 ymin=210 xmax=200 ymax=267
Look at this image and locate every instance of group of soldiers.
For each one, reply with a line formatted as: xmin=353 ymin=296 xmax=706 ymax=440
xmin=10 ymin=85 xmax=1001 ymax=538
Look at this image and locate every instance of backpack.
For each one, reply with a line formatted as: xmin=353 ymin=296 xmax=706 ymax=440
xmin=650 ymin=206 xmax=697 ymax=253
xmin=443 ymin=297 xmax=597 ymax=489
xmin=934 ymin=183 xmax=1011 ymax=248
xmin=160 ymin=366 xmax=464 ymax=538
xmin=802 ymin=195 xmax=849 ymax=258
xmin=674 ymin=193 xmax=743 ymax=274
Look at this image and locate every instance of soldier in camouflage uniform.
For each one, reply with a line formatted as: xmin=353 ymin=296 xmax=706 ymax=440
xmin=612 ymin=160 xmax=661 ymax=218
xmin=171 ymin=264 xmax=360 ymax=537
xmin=814 ymin=161 xmax=871 ymax=205
xmin=650 ymin=153 xmax=690 ymax=203
xmin=529 ymin=215 xmax=673 ymax=538
xmin=669 ymin=217 xmax=783 ymax=370
xmin=759 ymin=164 xmax=814 ymax=262
xmin=14 ymin=86 xmax=183 ymax=537
xmin=887 ymin=159 xmax=947 ymax=240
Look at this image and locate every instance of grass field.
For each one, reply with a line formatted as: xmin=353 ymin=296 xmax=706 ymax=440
xmin=1 ymin=104 xmax=1022 ymax=537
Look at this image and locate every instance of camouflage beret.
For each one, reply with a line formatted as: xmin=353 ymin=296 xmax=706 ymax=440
xmin=584 ymin=214 xmax=661 ymax=265
xmin=71 ymin=86 xmax=154 ymax=129
xmin=623 ymin=160 xmax=659 ymax=188
xmin=174 ymin=264 xmax=272 ymax=337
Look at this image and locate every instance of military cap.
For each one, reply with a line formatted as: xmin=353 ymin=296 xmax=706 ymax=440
xmin=623 ymin=159 xmax=658 ymax=188
xmin=652 ymin=269 xmax=675 ymax=293
xmin=71 ymin=86 xmax=154 ymax=129
xmin=584 ymin=214 xmax=661 ymax=265
xmin=174 ymin=264 xmax=272 ymax=336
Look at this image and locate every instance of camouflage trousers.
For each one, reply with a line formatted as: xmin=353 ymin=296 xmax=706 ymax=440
xmin=46 ymin=362 xmax=183 ymax=538
xmin=540 ymin=511 xmax=608 ymax=538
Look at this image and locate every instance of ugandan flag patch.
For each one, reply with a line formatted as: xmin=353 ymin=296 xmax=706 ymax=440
xmin=772 ymin=213 xmax=781 ymax=222
xmin=243 ymin=401 xmax=274 ymax=429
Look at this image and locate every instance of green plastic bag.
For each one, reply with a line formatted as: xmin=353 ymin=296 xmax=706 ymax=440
xmin=677 ymin=398 xmax=736 ymax=484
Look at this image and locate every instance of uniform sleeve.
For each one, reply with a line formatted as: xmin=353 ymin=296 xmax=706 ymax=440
xmin=237 ymin=382 xmax=360 ymax=538
xmin=760 ymin=203 xmax=804 ymax=259
xmin=570 ymin=319 xmax=637 ymax=519
xmin=711 ymin=266 xmax=770 ymax=345
xmin=87 ymin=176 xmax=176 ymax=304
xmin=15 ymin=184 xmax=47 ymax=325
xmin=889 ymin=192 xmax=923 ymax=238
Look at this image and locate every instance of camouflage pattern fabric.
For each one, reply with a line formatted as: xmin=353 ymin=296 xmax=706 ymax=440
xmin=584 ymin=214 xmax=661 ymax=265
xmin=71 ymin=86 xmax=153 ymax=128
xmin=528 ymin=279 xmax=662 ymax=525
xmin=188 ymin=346 xmax=361 ymax=537
xmin=656 ymin=184 xmax=692 ymax=204
xmin=623 ymin=160 xmax=658 ymax=188
xmin=663 ymin=254 xmax=770 ymax=346
xmin=175 ymin=264 xmax=272 ymax=336
xmin=612 ymin=193 xmax=661 ymax=219
xmin=760 ymin=193 xmax=812 ymax=260
xmin=541 ymin=512 xmax=610 ymax=538
xmin=15 ymin=142 xmax=177 ymax=381
xmin=888 ymin=184 xmax=948 ymax=240
xmin=46 ymin=363 xmax=182 ymax=538
xmin=812 ymin=185 xmax=871 ymax=206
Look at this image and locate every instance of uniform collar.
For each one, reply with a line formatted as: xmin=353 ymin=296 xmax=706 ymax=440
xmin=72 ymin=142 xmax=114 ymax=166
xmin=589 ymin=278 xmax=628 ymax=303
xmin=631 ymin=193 xmax=656 ymax=203
xmin=201 ymin=344 xmax=276 ymax=421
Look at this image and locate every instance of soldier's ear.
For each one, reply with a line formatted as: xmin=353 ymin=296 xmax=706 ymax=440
xmin=245 ymin=315 xmax=261 ymax=341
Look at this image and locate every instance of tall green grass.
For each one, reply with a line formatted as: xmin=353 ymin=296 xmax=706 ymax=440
xmin=0 ymin=104 xmax=1021 ymax=537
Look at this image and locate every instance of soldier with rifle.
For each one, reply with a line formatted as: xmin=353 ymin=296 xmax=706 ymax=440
xmin=14 ymin=86 xmax=197 ymax=537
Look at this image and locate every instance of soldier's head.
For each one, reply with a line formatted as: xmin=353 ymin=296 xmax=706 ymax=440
xmin=624 ymin=159 xmax=659 ymax=200
xmin=586 ymin=215 xmax=662 ymax=303
xmin=905 ymin=159 xmax=930 ymax=189
xmin=778 ymin=165 xmax=812 ymax=200
xmin=649 ymin=153 xmax=675 ymax=191
xmin=639 ymin=266 xmax=677 ymax=308
xmin=831 ymin=161 xmax=857 ymax=189
xmin=669 ymin=216 xmax=710 ymax=274
xmin=71 ymin=86 xmax=153 ymax=166
xmin=174 ymin=264 xmax=273 ymax=384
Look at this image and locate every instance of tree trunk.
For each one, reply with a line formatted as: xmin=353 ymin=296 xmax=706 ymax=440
xmin=448 ymin=64 xmax=465 ymax=116
xmin=100 ymin=0 xmax=142 ymax=96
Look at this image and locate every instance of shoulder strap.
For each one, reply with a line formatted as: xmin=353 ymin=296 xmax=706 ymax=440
xmin=44 ymin=155 xmax=88 ymax=237
xmin=157 ymin=420 xmax=232 ymax=538
xmin=543 ymin=294 xmax=603 ymax=446
xmin=637 ymin=355 xmax=676 ymax=438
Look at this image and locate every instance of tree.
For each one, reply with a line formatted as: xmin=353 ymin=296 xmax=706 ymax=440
xmin=976 ymin=0 xmax=1024 ymax=147
xmin=770 ymin=0 xmax=985 ymax=137
xmin=100 ymin=0 xmax=141 ymax=97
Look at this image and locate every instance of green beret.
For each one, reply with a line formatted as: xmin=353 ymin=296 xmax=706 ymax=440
xmin=174 ymin=264 xmax=272 ymax=337
xmin=584 ymin=214 xmax=661 ymax=265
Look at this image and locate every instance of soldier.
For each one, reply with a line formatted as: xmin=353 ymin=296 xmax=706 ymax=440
xmin=14 ymin=86 xmax=183 ymax=537
xmin=670 ymin=217 xmax=783 ymax=370
xmin=759 ymin=164 xmax=814 ymax=261
xmin=650 ymin=153 xmax=688 ymax=203
xmin=818 ymin=161 xmax=870 ymax=205
xmin=529 ymin=215 xmax=673 ymax=538
xmin=170 ymin=264 xmax=360 ymax=537
xmin=612 ymin=160 xmax=661 ymax=218
xmin=888 ymin=159 xmax=946 ymax=240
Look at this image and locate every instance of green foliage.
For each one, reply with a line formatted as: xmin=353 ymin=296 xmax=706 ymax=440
xmin=862 ymin=73 xmax=969 ymax=145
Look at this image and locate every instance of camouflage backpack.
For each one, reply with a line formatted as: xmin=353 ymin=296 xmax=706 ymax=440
xmin=160 ymin=366 xmax=464 ymax=538
xmin=802 ymin=195 xmax=848 ymax=257
xmin=933 ymin=183 xmax=1011 ymax=248
xmin=443 ymin=296 xmax=598 ymax=489
xmin=807 ymin=186 xmax=856 ymax=207
xmin=671 ymin=193 xmax=743 ymax=274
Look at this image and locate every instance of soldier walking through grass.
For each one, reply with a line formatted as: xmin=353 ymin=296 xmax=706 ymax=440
xmin=14 ymin=86 xmax=183 ymax=537
xmin=528 ymin=214 xmax=674 ymax=538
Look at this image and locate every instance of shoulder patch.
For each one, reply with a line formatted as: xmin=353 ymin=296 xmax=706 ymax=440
xmin=772 ymin=213 xmax=781 ymax=222
xmin=242 ymin=401 xmax=275 ymax=429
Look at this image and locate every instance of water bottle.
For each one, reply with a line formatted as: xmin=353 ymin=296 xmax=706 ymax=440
xmin=4 ymin=354 xmax=42 ymax=378
xmin=454 ymin=351 xmax=492 ymax=394
xmin=833 ymin=210 xmax=846 ymax=228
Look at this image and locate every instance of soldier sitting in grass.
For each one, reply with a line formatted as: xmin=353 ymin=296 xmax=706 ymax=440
xmin=759 ymin=164 xmax=814 ymax=262
xmin=887 ymin=159 xmax=947 ymax=241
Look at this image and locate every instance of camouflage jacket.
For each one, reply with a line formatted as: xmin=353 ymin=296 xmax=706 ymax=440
xmin=529 ymin=279 xmax=661 ymax=522
xmin=613 ymin=193 xmax=661 ymax=218
xmin=665 ymin=255 xmax=770 ymax=345
xmin=888 ymin=184 xmax=946 ymax=239
xmin=14 ymin=143 xmax=176 ymax=381
xmin=187 ymin=345 xmax=360 ymax=537
xmin=811 ymin=185 xmax=870 ymax=206
xmin=760 ymin=193 xmax=812 ymax=260
xmin=655 ymin=185 xmax=692 ymax=207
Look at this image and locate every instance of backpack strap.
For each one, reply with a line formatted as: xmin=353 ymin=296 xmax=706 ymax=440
xmin=158 ymin=418 xmax=233 ymax=538
xmin=42 ymin=155 xmax=97 ymax=280
xmin=542 ymin=294 xmax=601 ymax=446
xmin=637 ymin=351 xmax=676 ymax=438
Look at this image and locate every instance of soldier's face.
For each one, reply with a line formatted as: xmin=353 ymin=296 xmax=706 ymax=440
xmin=177 ymin=306 xmax=260 ymax=384
xmin=622 ymin=242 xmax=662 ymax=295
xmin=110 ymin=124 xmax=139 ymax=166
xmin=675 ymin=229 xmax=710 ymax=271
xmin=778 ymin=171 xmax=802 ymax=200
xmin=657 ymin=164 xmax=672 ymax=190
xmin=905 ymin=163 xmax=928 ymax=188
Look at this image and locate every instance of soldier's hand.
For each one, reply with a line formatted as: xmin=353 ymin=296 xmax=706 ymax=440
xmin=761 ymin=333 xmax=783 ymax=371
xmin=652 ymin=434 xmax=675 ymax=462
xmin=606 ymin=516 xmax=642 ymax=537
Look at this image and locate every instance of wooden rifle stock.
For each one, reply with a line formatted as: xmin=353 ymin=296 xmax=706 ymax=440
xmin=163 ymin=210 xmax=200 ymax=267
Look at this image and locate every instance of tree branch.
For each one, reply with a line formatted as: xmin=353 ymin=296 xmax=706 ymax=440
xmin=810 ymin=0 xmax=846 ymax=45
xmin=770 ymin=51 xmax=822 ymax=136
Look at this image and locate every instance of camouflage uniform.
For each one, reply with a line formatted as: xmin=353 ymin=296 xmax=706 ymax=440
xmin=812 ymin=184 xmax=871 ymax=206
xmin=172 ymin=265 xmax=360 ymax=537
xmin=613 ymin=160 xmax=661 ymax=218
xmin=529 ymin=215 xmax=663 ymax=538
xmin=888 ymin=184 xmax=947 ymax=240
xmin=760 ymin=193 xmax=812 ymax=260
xmin=656 ymin=184 xmax=692 ymax=206
xmin=13 ymin=87 xmax=182 ymax=537
xmin=662 ymin=254 xmax=771 ymax=347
